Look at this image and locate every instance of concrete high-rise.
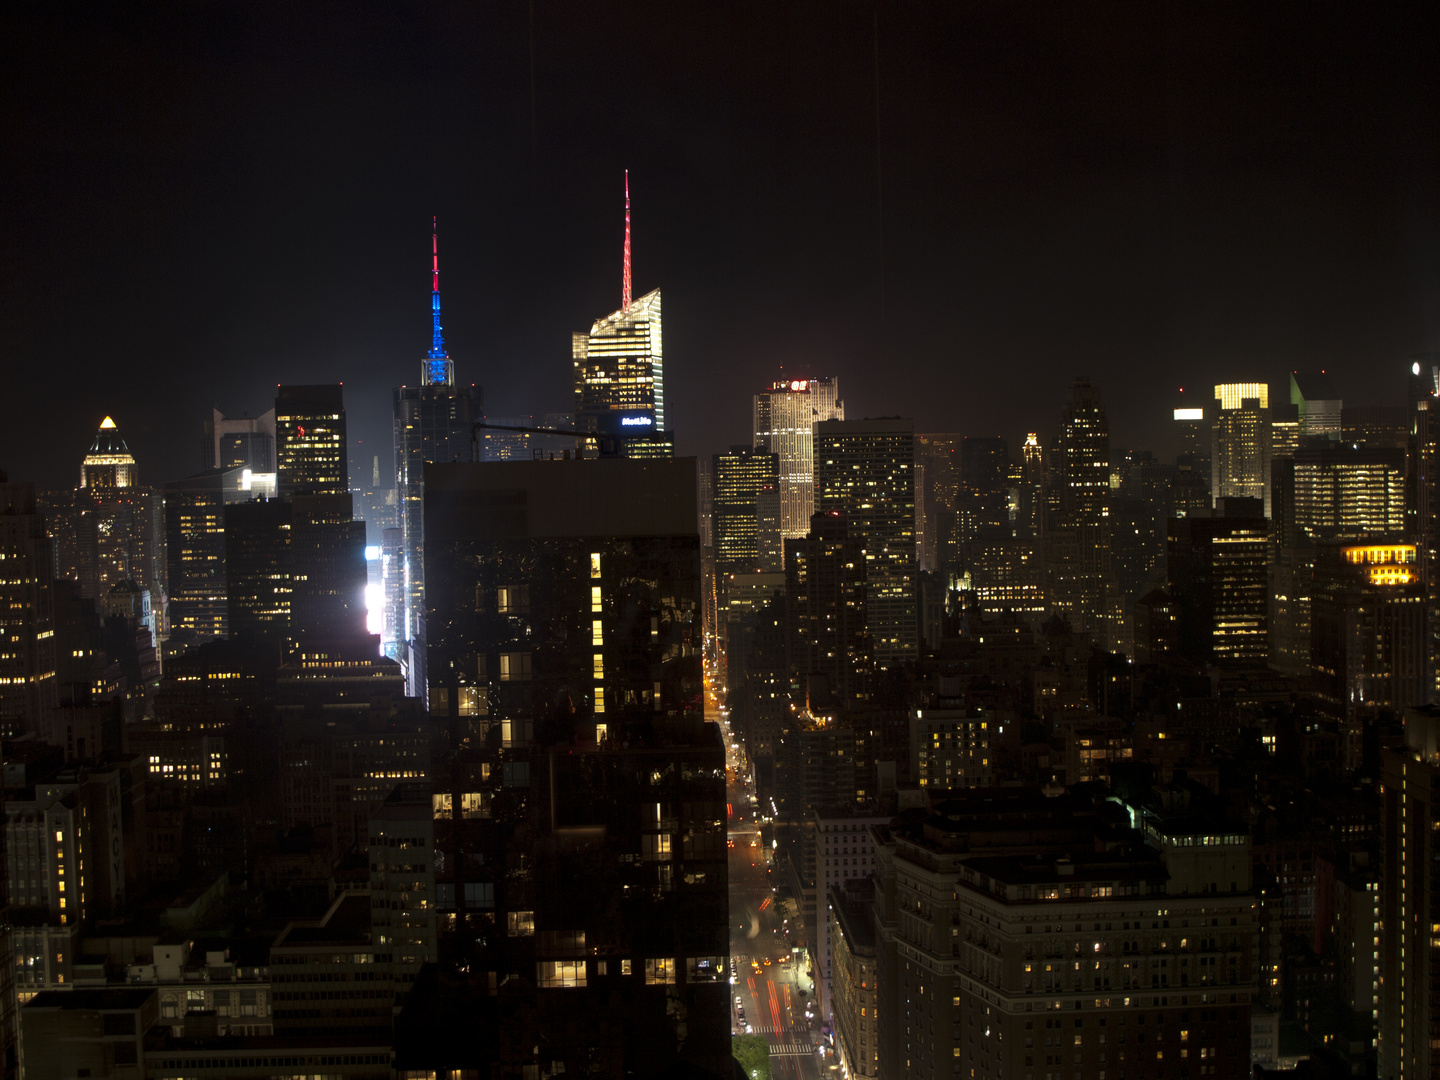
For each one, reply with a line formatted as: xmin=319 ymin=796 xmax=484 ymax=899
xmin=392 ymin=224 xmax=484 ymax=695
xmin=753 ymin=377 xmax=844 ymax=540
xmin=814 ymin=417 xmax=916 ymax=663
xmin=1212 ymin=382 xmax=1272 ymax=516
xmin=276 ymin=385 xmax=347 ymax=498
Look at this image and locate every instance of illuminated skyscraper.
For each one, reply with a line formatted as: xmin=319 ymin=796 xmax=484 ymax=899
xmin=80 ymin=417 xmax=136 ymax=488
xmin=572 ymin=175 xmax=667 ymax=447
xmin=276 ymin=385 xmax=347 ymax=498
xmin=164 ymin=467 xmax=248 ymax=641
xmin=753 ymin=377 xmax=844 ymax=540
xmin=815 ymin=417 xmax=916 ymax=663
xmin=1291 ymin=443 xmax=1406 ymax=539
xmin=711 ymin=446 xmax=781 ymax=578
xmin=43 ymin=418 xmax=164 ymax=605
xmin=392 ymin=223 xmax=483 ymax=692
xmin=1046 ymin=378 xmax=1116 ymax=645
xmin=0 ymin=474 xmax=58 ymax=738
xmin=1212 ymin=382 xmax=1272 ymax=516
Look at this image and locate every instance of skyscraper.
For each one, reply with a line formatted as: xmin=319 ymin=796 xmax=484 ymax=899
xmin=1291 ymin=370 xmax=1342 ymax=441
xmin=814 ymin=417 xmax=916 ymax=663
xmin=392 ymin=222 xmax=484 ymax=695
xmin=1046 ymin=378 xmax=1116 ymax=645
xmin=1291 ymin=442 xmax=1407 ymax=539
xmin=1212 ymin=382 xmax=1272 ymax=516
xmin=711 ymin=446 xmax=781 ymax=578
xmin=0 ymin=473 xmax=58 ymax=739
xmin=1379 ymin=708 xmax=1440 ymax=1078
xmin=42 ymin=418 xmax=164 ymax=606
xmin=753 ymin=377 xmax=844 ymax=540
xmin=410 ymin=456 xmax=730 ymax=1079
xmin=164 ymin=468 xmax=246 ymax=641
xmin=1167 ymin=500 xmax=1269 ymax=666
xmin=276 ymin=385 xmax=347 ymax=498
xmin=572 ymin=174 xmax=668 ymax=446
xmin=203 ymin=408 xmax=276 ymax=474
xmin=784 ymin=511 xmax=870 ymax=706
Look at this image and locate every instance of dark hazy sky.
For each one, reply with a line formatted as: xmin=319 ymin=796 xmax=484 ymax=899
xmin=5 ymin=3 xmax=1440 ymax=491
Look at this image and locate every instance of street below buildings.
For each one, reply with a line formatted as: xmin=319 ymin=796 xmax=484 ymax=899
xmin=722 ymin=711 xmax=827 ymax=1080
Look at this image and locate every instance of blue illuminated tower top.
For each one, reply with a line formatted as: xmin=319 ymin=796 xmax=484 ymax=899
xmin=423 ymin=217 xmax=455 ymax=386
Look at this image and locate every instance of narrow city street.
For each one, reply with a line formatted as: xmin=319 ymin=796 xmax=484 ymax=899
xmin=721 ymin=711 xmax=825 ymax=1080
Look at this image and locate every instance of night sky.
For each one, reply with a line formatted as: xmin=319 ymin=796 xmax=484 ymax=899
xmin=5 ymin=3 xmax=1440 ymax=492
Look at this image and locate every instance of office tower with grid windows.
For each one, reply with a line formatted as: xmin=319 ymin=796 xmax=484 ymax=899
xmin=1212 ymin=383 xmax=1272 ymax=517
xmin=753 ymin=377 xmax=844 ymax=541
xmin=814 ymin=418 xmax=916 ymax=664
xmin=276 ymin=385 xmax=348 ymax=499
xmin=1046 ymin=378 xmax=1117 ymax=646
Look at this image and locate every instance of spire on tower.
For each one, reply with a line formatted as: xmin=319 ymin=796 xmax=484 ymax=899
xmin=423 ymin=217 xmax=455 ymax=386
xmin=429 ymin=216 xmax=447 ymax=361
xmin=622 ymin=171 xmax=632 ymax=313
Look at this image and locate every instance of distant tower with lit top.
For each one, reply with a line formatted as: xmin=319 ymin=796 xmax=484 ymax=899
xmin=393 ymin=219 xmax=483 ymax=696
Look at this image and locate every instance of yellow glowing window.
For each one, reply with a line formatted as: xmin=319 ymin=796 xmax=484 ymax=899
xmin=592 ymin=620 xmax=603 ymax=646
xmin=591 ymin=586 xmax=603 ymax=612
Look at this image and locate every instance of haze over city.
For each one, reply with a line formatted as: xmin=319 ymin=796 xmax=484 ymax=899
xmin=6 ymin=6 xmax=1440 ymax=1080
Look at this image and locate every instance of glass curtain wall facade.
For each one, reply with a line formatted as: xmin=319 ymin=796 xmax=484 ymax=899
xmin=572 ymin=289 xmax=665 ymax=435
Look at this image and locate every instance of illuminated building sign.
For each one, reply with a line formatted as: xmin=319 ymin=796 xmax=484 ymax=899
xmin=1174 ymin=408 xmax=1204 ymax=421
xmin=620 ymin=414 xmax=654 ymax=427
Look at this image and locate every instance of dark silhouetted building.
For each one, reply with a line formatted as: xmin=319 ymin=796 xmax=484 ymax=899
xmin=785 ymin=511 xmax=869 ymax=707
xmin=409 ymin=456 xmax=730 ymax=1079
xmin=1168 ymin=499 xmax=1269 ymax=666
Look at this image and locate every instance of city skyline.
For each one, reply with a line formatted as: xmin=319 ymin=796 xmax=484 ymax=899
xmin=6 ymin=5 xmax=1440 ymax=491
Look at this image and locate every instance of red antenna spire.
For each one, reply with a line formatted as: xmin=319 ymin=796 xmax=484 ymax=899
xmin=432 ymin=216 xmax=440 ymax=294
xmin=622 ymin=170 xmax=632 ymax=312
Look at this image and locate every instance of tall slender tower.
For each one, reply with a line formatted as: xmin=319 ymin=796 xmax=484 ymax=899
xmin=393 ymin=220 xmax=483 ymax=697
xmin=573 ymin=175 xmax=667 ymax=446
